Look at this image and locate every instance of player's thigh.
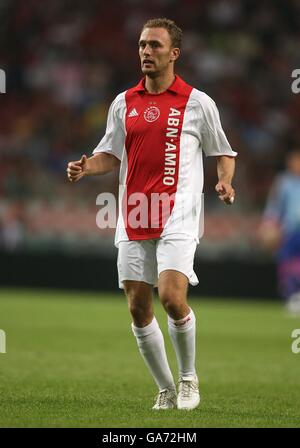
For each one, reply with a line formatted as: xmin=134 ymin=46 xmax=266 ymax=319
xmin=158 ymin=270 xmax=189 ymax=297
xmin=157 ymin=237 xmax=198 ymax=301
xmin=117 ymin=240 xmax=157 ymax=288
xmin=118 ymin=240 xmax=157 ymax=325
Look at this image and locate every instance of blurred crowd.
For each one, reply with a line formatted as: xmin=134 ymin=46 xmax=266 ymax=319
xmin=0 ymin=0 xmax=300 ymax=255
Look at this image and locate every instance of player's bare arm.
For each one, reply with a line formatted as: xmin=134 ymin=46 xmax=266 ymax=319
xmin=215 ymin=155 xmax=235 ymax=205
xmin=67 ymin=153 xmax=120 ymax=182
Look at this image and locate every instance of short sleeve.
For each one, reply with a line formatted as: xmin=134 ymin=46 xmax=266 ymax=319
xmin=93 ymin=92 xmax=126 ymax=161
xmin=200 ymin=96 xmax=237 ymax=157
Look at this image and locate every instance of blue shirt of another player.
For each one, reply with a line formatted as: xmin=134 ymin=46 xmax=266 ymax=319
xmin=264 ymin=172 xmax=300 ymax=235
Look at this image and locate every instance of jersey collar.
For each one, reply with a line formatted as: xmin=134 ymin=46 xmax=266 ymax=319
xmin=133 ymin=75 xmax=184 ymax=94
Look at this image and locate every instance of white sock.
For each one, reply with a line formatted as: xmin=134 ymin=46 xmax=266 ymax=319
xmin=132 ymin=317 xmax=175 ymax=391
xmin=168 ymin=308 xmax=196 ymax=379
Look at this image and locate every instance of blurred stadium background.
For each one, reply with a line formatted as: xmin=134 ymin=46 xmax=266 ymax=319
xmin=1 ymin=0 xmax=300 ymax=429
xmin=1 ymin=0 xmax=299 ymax=297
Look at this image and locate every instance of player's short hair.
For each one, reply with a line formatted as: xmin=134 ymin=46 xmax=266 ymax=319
xmin=141 ymin=18 xmax=183 ymax=49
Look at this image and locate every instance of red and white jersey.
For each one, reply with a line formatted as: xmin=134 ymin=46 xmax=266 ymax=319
xmin=93 ymin=75 xmax=237 ymax=246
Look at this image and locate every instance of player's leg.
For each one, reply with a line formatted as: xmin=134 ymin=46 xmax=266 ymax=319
xmin=157 ymin=238 xmax=200 ymax=410
xmin=278 ymin=231 xmax=300 ymax=314
xmin=124 ymin=280 xmax=154 ymax=327
xmin=118 ymin=240 xmax=176 ymax=409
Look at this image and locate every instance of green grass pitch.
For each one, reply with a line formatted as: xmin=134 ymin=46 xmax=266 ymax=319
xmin=0 ymin=288 xmax=299 ymax=428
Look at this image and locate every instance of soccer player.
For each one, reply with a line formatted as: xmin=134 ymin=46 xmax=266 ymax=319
xmin=260 ymin=148 xmax=300 ymax=314
xmin=67 ymin=18 xmax=237 ymax=410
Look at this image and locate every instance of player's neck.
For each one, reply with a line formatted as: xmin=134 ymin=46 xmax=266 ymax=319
xmin=145 ymin=72 xmax=175 ymax=94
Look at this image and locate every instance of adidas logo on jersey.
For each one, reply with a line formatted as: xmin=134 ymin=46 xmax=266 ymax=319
xmin=128 ymin=108 xmax=138 ymax=117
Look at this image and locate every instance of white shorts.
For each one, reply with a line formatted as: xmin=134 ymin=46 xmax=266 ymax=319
xmin=117 ymin=237 xmax=199 ymax=289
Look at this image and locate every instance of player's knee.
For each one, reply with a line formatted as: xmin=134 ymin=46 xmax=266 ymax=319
xmin=159 ymin=288 xmax=182 ymax=315
xmin=128 ymin=302 xmax=152 ymax=326
xmin=126 ymin=290 xmax=153 ymax=326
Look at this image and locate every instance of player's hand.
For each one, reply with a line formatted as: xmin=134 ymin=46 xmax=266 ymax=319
xmin=215 ymin=181 xmax=235 ymax=205
xmin=258 ymin=219 xmax=281 ymax=251
xmin=67 ymin=155 xmax=87 ymax=182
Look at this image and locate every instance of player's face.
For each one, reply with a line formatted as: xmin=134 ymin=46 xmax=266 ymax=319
xmin=138 ymin=27 xmax=179 ymax=77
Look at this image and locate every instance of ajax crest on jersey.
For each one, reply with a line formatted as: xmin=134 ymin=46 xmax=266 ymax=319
xmin=144 ymin=106 xmax=160 ymax=123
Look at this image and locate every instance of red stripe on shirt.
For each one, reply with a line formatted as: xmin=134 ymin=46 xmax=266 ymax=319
xmin=123 ymin=77 xmax=192 ymax=240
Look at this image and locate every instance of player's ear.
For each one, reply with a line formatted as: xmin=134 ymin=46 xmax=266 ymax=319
xmin=170 ymin=47 xmax=180 ymax=62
